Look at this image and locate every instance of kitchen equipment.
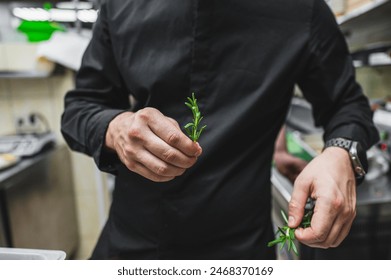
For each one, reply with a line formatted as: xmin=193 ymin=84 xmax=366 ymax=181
xmin=0 ymin=133 xmax=55 ymax=158
xmin=0 ymin=154 xmax=20 ymax=171
xmin=0 ymin=247 xmax=66 ymax=260
xmin=0 ymin=146 xmax=79 ymax=258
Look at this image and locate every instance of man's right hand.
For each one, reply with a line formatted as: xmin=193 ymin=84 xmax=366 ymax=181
xmin=105 ymin=107 xmax=202 ymax=182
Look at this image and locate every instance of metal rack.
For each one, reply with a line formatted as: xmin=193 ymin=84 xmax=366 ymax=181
xmin=338 ymin=0 xmax=391 ymax=66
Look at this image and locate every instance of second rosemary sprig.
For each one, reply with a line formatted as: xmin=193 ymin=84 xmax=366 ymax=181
xmin=267 ymin=209 xmax=313 ymax=257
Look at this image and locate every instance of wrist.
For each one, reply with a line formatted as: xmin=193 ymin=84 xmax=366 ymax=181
xmin=322 ymin=146 xmax=350 ymax=160
xmin=105 ymin=125 xmax=116 ymax=152
xmin=322 ymin=146 xmax=352 ymax=172
xmin=324 ymin=138 xmax=367 ymax=184
xmin=105 ymin=111 xmax=134 ymax=151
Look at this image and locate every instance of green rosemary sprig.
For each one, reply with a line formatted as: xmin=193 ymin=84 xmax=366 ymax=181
xmin=268 ymin=209 xmax=313 ymax=257
xmin=184 ymin=92 xmax=207 ymax=142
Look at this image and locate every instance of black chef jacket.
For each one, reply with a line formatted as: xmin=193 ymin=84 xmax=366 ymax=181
xmin=61 ymin=0 xmax=379 ymax=259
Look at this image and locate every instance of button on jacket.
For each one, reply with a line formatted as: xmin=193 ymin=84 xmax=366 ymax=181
xmin=61 ymin=0 xmax=379 ymax=259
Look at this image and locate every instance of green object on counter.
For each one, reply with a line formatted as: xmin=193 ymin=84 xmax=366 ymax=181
xmin=43 ymin=2 xmax=53 ymax=10
xmin=380 ymin=131 xmax=389 ymax=141
xmin=285 ymin=131 xmax=313 ymax=162
xmin=17 ymin=21 xmax=66 ymax=42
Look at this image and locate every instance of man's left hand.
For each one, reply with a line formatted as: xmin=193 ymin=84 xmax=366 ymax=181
xmin=288 ymin=147 xmax=356 ymax=248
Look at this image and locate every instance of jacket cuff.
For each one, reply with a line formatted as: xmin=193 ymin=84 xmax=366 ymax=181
xmin=323 ymin=123 xmax=374 ymax=151
xmin=91 ymin=109 xmax=126 ymax=174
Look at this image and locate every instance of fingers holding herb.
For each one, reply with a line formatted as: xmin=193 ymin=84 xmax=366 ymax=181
xmin=288 ymin=187 xmax=311 ymax=229
xmin=295 ymin=197 xmax=353 ymax=248
xmin=146 ymin=109 xmax=202 ymax=158
xmin=106 ymin=108 xmax=201 ymax=182
xmin=290 ymin=147 xmax=356 ymax=248
xmin=268 ymin=209 xmax=313 ymax=257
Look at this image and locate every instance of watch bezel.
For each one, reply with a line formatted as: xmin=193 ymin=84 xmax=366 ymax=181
xmin=349 ymin=141 xmax=366 ymax=178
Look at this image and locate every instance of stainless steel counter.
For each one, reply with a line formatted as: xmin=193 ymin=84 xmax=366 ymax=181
xmin=0 ymin=152 xmax=48 ymax=190
xmin=0 ymin=146 xmax=79 ymax=259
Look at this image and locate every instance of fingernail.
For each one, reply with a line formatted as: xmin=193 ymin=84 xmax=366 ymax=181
xmin=288 ymin=216 xmax=295 ymax=226
xmin=295 ymin=229 xmax=302 ymax=238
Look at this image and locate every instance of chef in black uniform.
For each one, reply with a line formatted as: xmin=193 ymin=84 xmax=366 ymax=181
xmin=61 ymin=0 xmax=379 ymax=259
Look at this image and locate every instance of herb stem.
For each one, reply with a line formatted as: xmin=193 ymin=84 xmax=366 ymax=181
xmin=184 ymin=92 xmax=207 ymax=142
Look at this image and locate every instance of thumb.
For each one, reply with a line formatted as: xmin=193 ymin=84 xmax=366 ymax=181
xmin=288 ymin=177 xmax=311 ymax=228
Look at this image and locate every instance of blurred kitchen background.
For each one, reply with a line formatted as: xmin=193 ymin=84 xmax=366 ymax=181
xmin=0 ymin=0 xmax=108 ymax=260
xmin=0 ymin=0 xmax=390 ymax=259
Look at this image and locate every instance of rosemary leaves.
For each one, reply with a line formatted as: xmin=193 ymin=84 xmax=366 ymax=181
xmin=184 ymin=92 xmax=207 ymax=142
xmin=268 ymin=209 xmax=313 ymax=257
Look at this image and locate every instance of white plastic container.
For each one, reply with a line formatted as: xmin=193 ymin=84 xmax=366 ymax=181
xmin=0 ymin=247 xmax=66 ymax=260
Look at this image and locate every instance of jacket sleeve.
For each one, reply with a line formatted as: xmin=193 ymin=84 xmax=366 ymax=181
xmin=61 ymin=3 xmax=130 ymax=174
xmin=297 ymin=0 xmax=379 ymax=151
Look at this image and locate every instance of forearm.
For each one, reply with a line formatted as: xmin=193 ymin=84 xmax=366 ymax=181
xmin=297 ymin=0 xmax=379 ymax=152
xmin=61 ymin=2 xmax=132 ymax=173
xmin=322 ymin=93 xmax=378 ymax=150
xmin=61 ymin=92 xmax=126 ymax=173
xmin=274 ymin=126 xmax=288 ymax=153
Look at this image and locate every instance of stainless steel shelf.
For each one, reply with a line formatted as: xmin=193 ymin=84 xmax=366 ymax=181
xmin=338 ymin=0 xmax=391 ymax=53
xmin=0 ymin=70 xmax=51 ymax=79
xmin=351 ymin=44 xmax=391 ymax=67
xmin=337 ymin=0 xmax=390 ymax=25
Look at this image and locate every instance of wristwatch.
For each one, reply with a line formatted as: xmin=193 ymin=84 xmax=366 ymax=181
xmin=324 ymin=138 xmax=368 ymax=184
